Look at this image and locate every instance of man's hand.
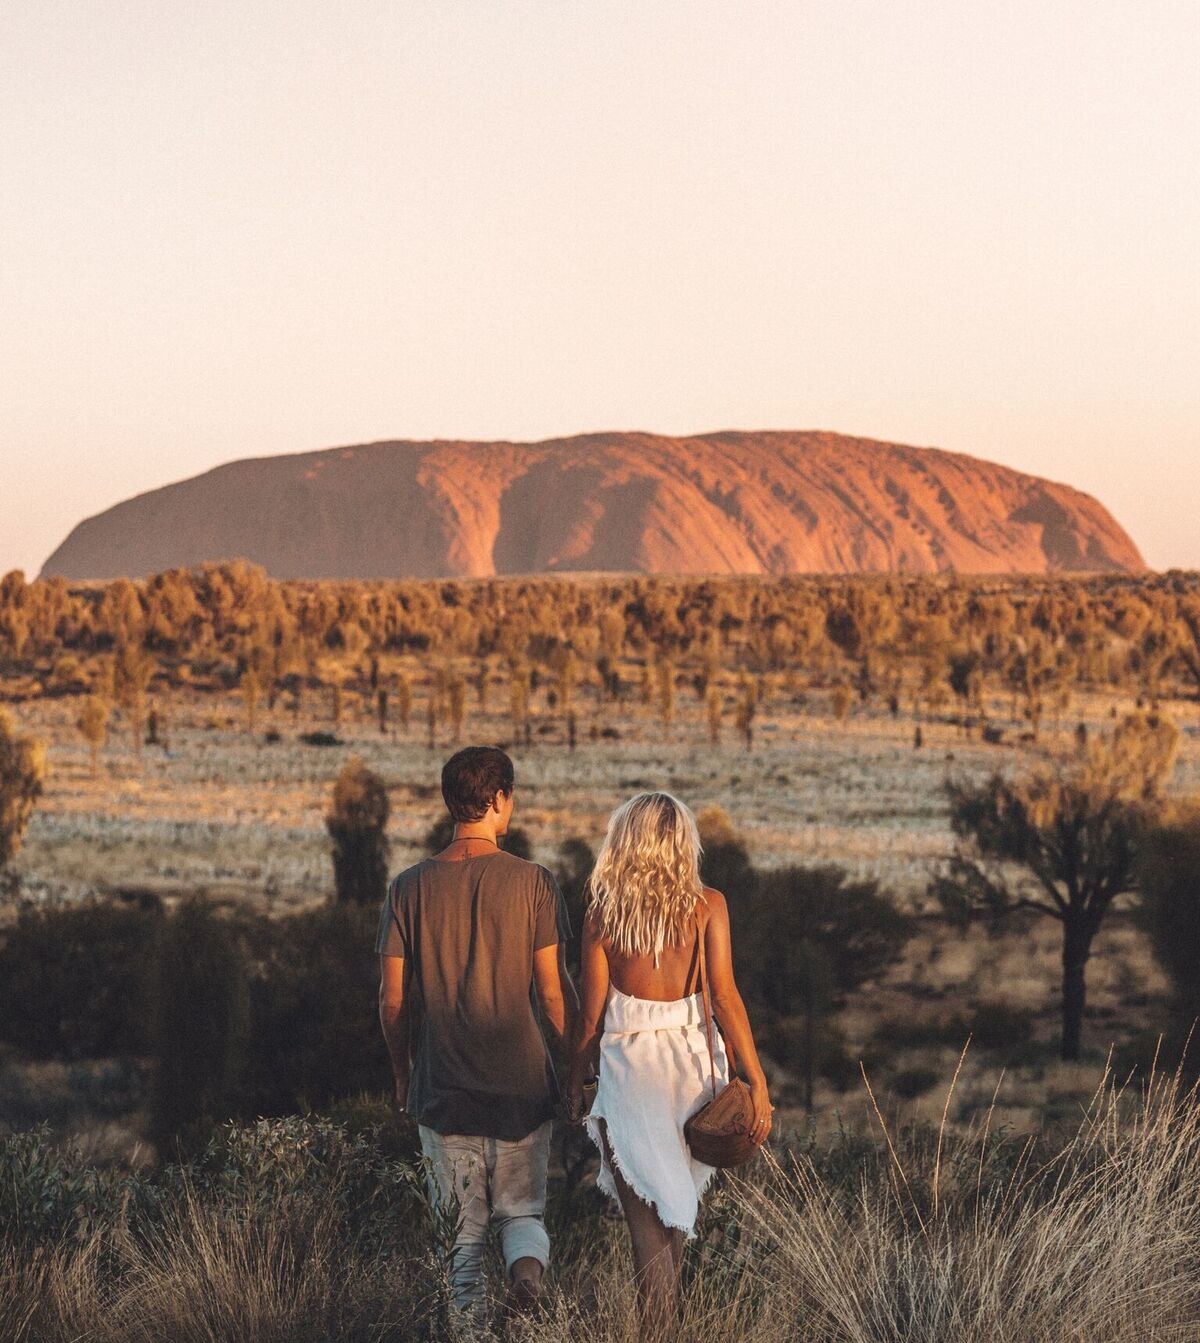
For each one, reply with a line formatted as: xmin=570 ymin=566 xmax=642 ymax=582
xmin=391 ymin=1074 xmax=409 ymax=1115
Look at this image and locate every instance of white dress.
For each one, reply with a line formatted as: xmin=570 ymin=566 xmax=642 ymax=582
xmin=584 ymin=981 xmax=730 ymax=1237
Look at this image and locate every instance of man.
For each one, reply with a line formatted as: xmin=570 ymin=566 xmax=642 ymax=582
xmin=376 ymin=745 xmax=578 ymax=1323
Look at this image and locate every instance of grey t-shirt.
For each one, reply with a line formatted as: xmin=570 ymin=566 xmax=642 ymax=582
xmin=375 ymin=849 xmax=571 ymax=1140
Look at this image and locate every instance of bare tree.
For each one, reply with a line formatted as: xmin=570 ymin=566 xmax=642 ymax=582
xmin=934 ymin=712 xmax=1179 ymax=1059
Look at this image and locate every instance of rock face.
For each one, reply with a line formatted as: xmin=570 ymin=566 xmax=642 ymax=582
xmin=40 ymin=430 xmax=1146 ymax=580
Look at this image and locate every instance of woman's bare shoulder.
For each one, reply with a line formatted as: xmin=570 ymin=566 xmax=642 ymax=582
xmin=701 ymin=887 xmax=728 ymax=916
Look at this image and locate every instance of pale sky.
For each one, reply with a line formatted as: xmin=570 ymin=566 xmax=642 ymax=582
xmin=2 ymin=1 xmax=1198 ymax=577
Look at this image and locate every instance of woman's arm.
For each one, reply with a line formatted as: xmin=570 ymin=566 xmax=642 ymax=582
xmin=565 ymin=909 xmax=609 ymax=1123
xmin=704 ymin=889 xmax=773 ymax=1143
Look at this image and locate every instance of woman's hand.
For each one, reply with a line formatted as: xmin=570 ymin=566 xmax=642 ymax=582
xmin=749 ymin=1076 xmax=773 ymax=1145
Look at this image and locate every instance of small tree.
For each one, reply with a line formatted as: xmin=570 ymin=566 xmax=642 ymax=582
xmin=326 ymin=756 xmax=391 ymax=906
xmin=113 ymin=641 xmax=153 ymax=755
xmin=240 ymin=665 xmax=265 ymax=733
xmin=508 ymin=662 xmax=530 ymax=738
xmin=0 ymin=708 xmax=46 ymax=870
xmin=426 ymin=698 xmax=438 ymax=750
xmin=640 ymin=655 xmax=656 ymax=709
xmin=657 ymin=658 xmax=676 ymax=732
xmin=934 ymin=712 xmax=1179 ymax=1060
xmin=77 ymin=697 xmax=109 ymax=778
xmin=736 ymin=865 xmax=914 ymax=1110
xmin=557 ymin=652 xmax=577 ymax=721
xmin=448 ymin=675 xmax=467 ymax=742
xmin=948 ymin=647 xmax=984 ymax=734
xmin=395 ymin=673 xmax=413 ymax=734
xmin=706 ymin=685 xmax=722 ymax=745
xmin=473 ymin=662 xmax=490 ymax=712
xmin=735 ymin=678 xmax=757 ymax=751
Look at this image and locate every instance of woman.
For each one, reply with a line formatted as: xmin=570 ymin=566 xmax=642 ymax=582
xmin=566 ymin=792 xmax=772 ymax=1334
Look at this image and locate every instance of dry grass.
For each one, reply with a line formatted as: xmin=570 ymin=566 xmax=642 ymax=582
xmin=3 ymin=1062 xmax=1199 ymax=1342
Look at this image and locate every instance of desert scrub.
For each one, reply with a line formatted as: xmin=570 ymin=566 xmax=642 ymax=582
xmin=0 ymin=1115 xmax=447 ymax=1343
xmin=5 ymin=1066 xmax=1200 ymax=1342
xmin=732 ymin=1059 xmax=1200 ymax=1342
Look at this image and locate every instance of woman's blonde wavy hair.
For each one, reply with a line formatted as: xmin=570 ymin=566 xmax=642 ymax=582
xmin=587 ymin=791 xmax=706 ymax=963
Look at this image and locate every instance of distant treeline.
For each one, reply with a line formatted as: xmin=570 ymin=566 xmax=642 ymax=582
xmin=3 ymin=564 xmax=1200 ymax=712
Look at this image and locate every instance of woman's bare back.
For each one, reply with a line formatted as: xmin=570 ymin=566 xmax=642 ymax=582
xmin=601 ymin=895 xmax=710 ymax=1001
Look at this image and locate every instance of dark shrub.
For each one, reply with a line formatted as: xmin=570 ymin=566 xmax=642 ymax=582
xmin=150 ymin=899 xmax=250 ymax=1159
xmin=733 ymin=865 xmax=915 ymax=1108
xmin=891 ymin=1065 xmax=940 ymax=1099
xmin=327 ymin=756 xmax=390 ymax=906
xmin=240 ymin=905 xmax=390 ymax=1118
xmin=1137 ymin=814 xmax=1200 ymax=1078
xmin=553 ymin=837 xmax=594 ymax=974
xmin=0 ymin=902 xmax=160 ymax=1058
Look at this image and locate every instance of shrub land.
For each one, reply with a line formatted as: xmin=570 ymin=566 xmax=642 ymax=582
xmin=3 ymin=565 xmax=1200 ymax=1333
xmin=2 ymin=1064 xmax=1199 ymax=1342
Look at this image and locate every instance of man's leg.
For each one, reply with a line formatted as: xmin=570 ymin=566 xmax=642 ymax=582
xmin=418 ymin=1125 xmax=490 ymax=1321
xmin=488 ymin=1119 xmax=553 ymax=1307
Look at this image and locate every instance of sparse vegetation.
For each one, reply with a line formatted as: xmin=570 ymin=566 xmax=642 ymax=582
xmin=2 ymin=1061 xmax=1199 ymax=1342
xmin=934 ymin=712 xmax=1179 ymax=1059
xmin=326 ymin=755 xmax=390 ymax=907
xmin=3 ymin=564 xmax=1200 ymax=1338
xmin=0 ymin=707 xmax=45 ymax=871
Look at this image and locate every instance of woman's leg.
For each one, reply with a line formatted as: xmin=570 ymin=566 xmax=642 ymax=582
xmin=595 ymin=1119 xmax=682 ymax=1338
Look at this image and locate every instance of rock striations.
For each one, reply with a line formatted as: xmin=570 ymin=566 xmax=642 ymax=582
xmin=41 ymin=430 xmax=1145 ymax=581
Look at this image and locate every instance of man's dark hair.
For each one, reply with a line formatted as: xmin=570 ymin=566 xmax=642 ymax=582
xmin=441 ymin=746 xmax=515 ymax=823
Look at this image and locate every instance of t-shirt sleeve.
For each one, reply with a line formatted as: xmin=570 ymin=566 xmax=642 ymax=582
xmin=534 ymin=866 xmax=571 ymax=951
xmin=375 ymin=878 xmax=407 ymax=958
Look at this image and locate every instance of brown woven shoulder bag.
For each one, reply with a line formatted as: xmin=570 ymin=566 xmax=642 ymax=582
xmin=682 ymin=913 xmax=765 ymax=1169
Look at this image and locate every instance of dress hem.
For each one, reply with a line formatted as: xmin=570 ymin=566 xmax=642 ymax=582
xmin=584 ymin=1108 xmax=716 ymax=1239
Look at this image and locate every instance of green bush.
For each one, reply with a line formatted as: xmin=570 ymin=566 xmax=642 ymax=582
xmin=0 ymin=1124 xmax=131 ymax=1246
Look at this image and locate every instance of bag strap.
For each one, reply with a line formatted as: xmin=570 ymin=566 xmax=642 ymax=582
xmin=695 ymin=909 xmax=738 ymax=1098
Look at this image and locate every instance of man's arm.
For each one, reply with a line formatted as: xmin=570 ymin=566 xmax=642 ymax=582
xmin=532 ymin=942 xmax=579 ymax=1046
xmin=378 ymin=954 xmax=411 ymax=1109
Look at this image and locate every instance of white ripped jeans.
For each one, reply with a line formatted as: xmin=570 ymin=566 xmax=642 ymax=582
xmin=418 ymin=1118 xmax=553 ymax=1315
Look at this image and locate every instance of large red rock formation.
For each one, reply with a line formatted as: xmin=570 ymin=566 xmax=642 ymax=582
xmin=40 ymin=430 xmax=1145 ymax=580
